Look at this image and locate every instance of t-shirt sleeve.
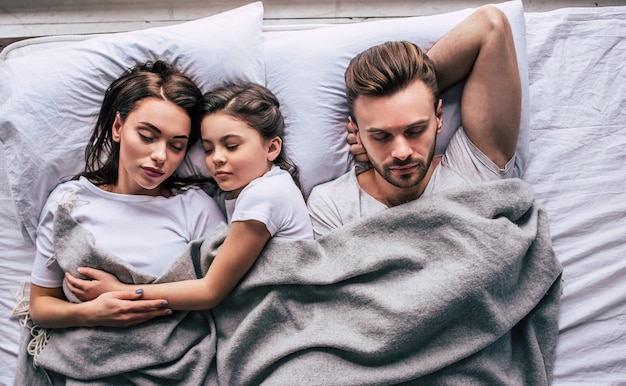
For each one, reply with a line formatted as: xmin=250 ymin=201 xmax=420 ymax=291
xmin=230 ymin=184 xmax=280 ymax=235
xmin=442 ymin=127 xmax=519 ymax=183
xmin=31 ymin=187 xmax=66 ymax=288
xmin=306 ymin=185 xmax=345 ymax=239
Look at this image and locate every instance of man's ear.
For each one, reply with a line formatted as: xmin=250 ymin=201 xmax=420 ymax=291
xmin=267 ymin=136 xmax=282 ymax=162
xmin=435 ymin=99 xmax=443 ymax=133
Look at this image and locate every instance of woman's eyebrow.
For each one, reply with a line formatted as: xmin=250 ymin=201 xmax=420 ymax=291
xmin=139 ymin=122 xmax=188 ymax=139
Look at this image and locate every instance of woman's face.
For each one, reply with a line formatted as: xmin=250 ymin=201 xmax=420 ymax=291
xmin=112 ymin=98 xmax=191 ymax=195
xmin=200 ymin=112 xmax=280 ymax=198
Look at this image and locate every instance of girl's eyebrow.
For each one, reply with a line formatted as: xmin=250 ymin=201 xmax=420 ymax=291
xmin=139 ymin=121 xmax=188 ymax=139
xmin=219 ymin=134 xmax=243 ymax=143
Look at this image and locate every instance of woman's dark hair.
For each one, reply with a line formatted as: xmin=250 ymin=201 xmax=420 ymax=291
xmin=202 ymin=82 xmax=303 ymax=194
xmin=76 ymin=60 xmax=203 ymax=189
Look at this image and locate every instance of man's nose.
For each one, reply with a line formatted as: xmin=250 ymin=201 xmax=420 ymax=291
xmin=390 ymin=137 xmax=412 ymax=160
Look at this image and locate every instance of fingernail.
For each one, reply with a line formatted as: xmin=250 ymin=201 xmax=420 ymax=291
xmin=135 ymin=288 xmax=143 ymax=294
xmin=165 ymin=310 xmax=173 ymax=315
xmin=161 ymin=301 xmax=169 ymax=306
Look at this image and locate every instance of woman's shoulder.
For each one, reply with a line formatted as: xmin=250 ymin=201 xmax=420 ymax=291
xmin=174 ymin=186 xmax=223 ymax=216
xmin=174 ymin=185 xmax=212 ymax=202
xmin=46 ymin=177 xmax=90 ymax=201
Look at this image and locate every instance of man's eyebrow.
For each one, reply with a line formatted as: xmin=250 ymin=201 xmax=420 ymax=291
xmin=406 ymin=119 xmax=430 ymax=128
xmin=364 ymin=119 xmax=430 ymax=132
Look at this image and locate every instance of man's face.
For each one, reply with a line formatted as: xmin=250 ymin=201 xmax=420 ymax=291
xmin=353 ymin=79 xmax=443 ymax=190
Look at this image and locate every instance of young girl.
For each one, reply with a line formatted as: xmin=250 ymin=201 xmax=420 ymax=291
xmin=66 ymin=82 xmax=313 ymax=310
xmin=28 ymin=61 xmax=225 ymax=328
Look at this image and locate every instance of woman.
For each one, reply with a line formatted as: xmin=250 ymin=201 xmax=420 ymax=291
xmin=28 ymin=60 xmax=225 ymax=329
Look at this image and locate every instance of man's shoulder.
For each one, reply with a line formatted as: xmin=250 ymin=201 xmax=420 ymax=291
xmin=309 ymin=168 xmax=357 ymax=198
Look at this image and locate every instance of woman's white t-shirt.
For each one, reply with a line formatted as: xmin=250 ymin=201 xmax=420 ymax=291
xmin=31 ymin=177 xmax=225 ymax=288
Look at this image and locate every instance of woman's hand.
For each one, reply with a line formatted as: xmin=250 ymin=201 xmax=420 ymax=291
xmin=346 ymin=117 xmax=369 ymax=163
xmin=65 ymin=267 xmax=127 ymax=301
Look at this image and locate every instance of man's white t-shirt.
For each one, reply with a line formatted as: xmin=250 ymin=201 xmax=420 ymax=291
xmin=307 ymin=128 xmax=521 ymax=238
xmin=31 ymin=177 xmax=225 ymax=288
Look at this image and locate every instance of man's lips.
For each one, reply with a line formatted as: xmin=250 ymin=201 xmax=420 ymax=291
xmin=389 ymin=163 xmax=418 ymax=175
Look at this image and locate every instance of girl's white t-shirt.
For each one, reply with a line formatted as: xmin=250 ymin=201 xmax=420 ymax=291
xmin=31 ymin=177 xmax=225 ymax=288
xmin=221 ymin=165 xmax=313 ymax=240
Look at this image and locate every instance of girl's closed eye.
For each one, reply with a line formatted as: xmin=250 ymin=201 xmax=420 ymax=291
xmin=169 ymin=141 xmax=186 ymax=152
xmin=201 ymin=139 xmax=214 ymax=154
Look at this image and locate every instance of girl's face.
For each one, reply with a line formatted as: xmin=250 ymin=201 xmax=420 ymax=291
xmin=201 ymin=112 xmax=281 ymax=198
xmin=112 ymin=98 xmax=191 ymax=195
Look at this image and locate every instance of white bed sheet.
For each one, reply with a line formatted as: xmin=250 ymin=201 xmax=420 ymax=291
xmin=523 ymin=6 xmax=626 ymax=384
xmin=0 ymin=5 xmax=625 ymax=386
xmin=0 ymin=145 xmax=36 ymax=386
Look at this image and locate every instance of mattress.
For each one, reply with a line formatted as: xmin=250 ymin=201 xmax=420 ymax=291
xmin=0 ymin=3 xmax=624 ymax=385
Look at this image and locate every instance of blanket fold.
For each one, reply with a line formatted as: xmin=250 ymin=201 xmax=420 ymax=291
xmin=14 ymin=178 xmax=561 ymax=386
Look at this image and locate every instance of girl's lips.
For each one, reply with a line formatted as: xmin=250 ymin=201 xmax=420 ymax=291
xmin=214 ymin=171 xmax=230 ymax=179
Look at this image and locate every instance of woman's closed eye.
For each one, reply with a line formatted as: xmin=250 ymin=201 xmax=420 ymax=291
xmin=139 ymin=133 xmax=155 ymax=143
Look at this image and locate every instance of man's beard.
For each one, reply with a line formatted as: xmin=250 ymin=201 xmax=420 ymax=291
xmin=368 ymin=142 xmax=436 ymax=189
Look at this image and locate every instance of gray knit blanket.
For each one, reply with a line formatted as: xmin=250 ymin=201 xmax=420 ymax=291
xmin=15 ymin=178 xmax=562 ymax=385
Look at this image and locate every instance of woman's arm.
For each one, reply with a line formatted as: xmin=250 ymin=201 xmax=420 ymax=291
xmin=66 ymin=219 xmax=271 ymax=310
xmin=29 ymin=284 xmax=172 ymax=328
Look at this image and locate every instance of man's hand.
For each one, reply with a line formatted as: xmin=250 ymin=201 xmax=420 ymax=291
xmin=346 ymin=117 xmax=369 ymax=163
xmin=65 ymin=267 xmax=127 ymax=301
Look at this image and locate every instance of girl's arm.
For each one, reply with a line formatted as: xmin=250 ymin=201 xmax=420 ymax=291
xmin=67 ymin=219 xmax=271 ymax=310
xmin=29 ymin=284 xmax=172 ymax=328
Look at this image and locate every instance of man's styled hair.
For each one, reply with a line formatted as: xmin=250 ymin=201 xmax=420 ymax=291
xmin=344 ymin=41 xmax=439 ymax=119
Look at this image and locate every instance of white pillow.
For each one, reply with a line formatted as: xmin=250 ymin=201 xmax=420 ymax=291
xmin=264 ymin=0 xmax=529 ymax=197
xmin=0 ymin=2 xmax=265 ymax=242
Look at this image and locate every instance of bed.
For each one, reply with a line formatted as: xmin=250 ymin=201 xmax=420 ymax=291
xmin=0 ymin=1 xmax=624 ymax=384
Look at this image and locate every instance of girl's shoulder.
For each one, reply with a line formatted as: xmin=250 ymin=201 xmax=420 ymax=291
xmin=244 ymin=167 xmax=299 ymax=199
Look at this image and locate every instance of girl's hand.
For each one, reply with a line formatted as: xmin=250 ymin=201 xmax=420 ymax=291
xmin=85 ymin=290 xmax=172 ymax=328
xmin=65 ymin=267 xmax=127 ymax=301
